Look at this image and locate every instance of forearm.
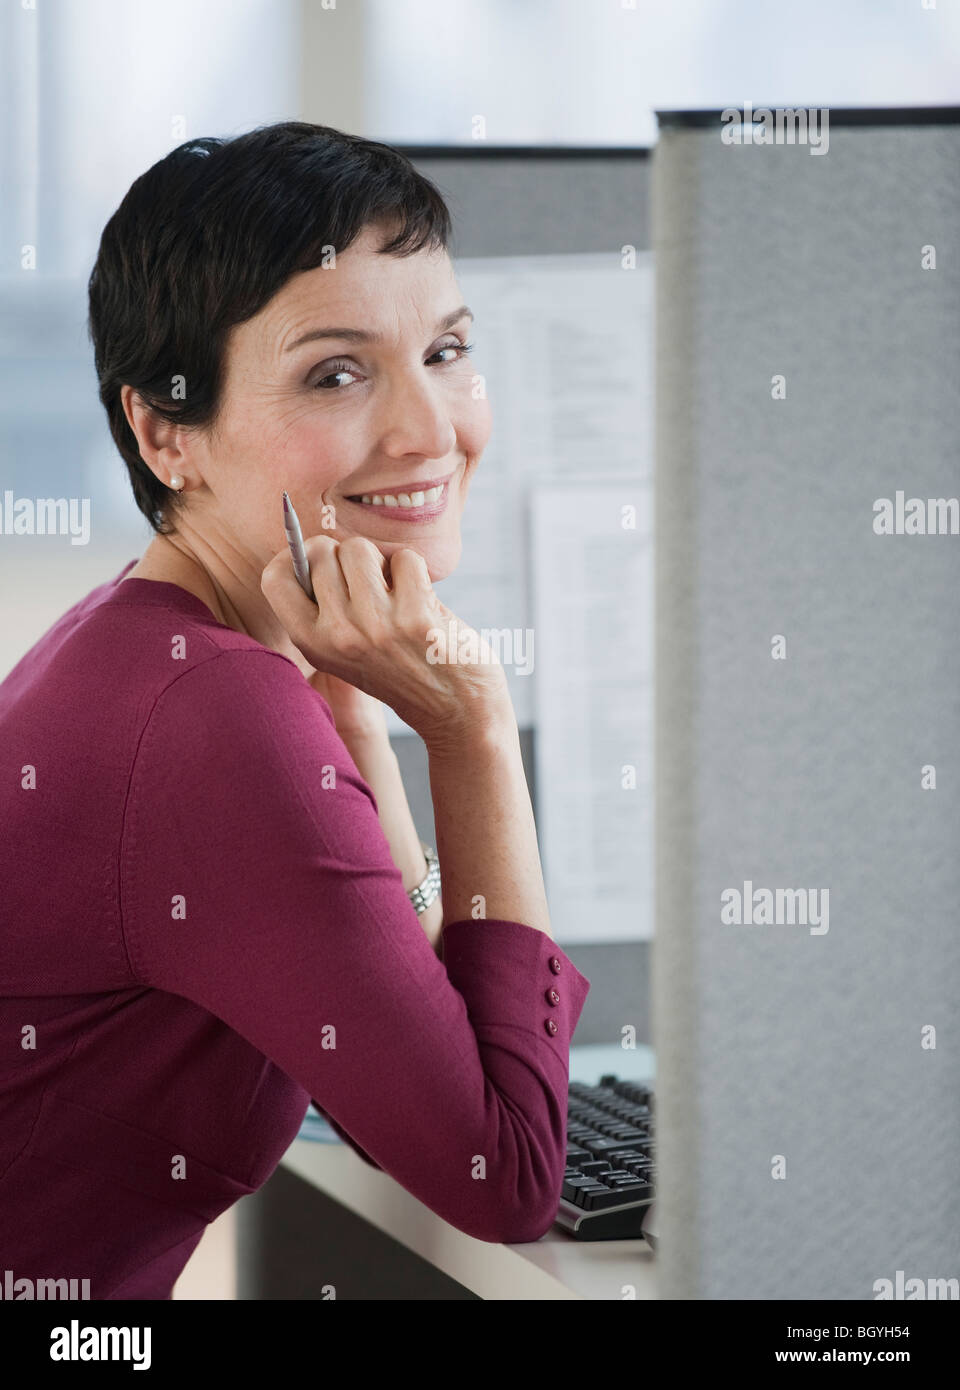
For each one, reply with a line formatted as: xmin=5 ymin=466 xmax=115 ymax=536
xmin=427 ymin=700 xmax=552 ymax=939
xmin=341 ymin=725 xmax=444 ymax=955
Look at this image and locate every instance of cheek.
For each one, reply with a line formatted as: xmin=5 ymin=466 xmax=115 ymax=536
xmin=281 ymin=416 xmax=363 ymax=500
xmin=453 ymin=398 xmax=492 ymax=474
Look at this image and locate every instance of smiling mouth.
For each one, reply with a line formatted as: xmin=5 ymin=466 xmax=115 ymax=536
xmin=344 ymin=469 xmax=456 ymax=513
xmin=347 ymin=482 xmax=446 ymax=509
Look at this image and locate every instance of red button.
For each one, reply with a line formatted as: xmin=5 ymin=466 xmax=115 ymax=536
xmin=546 ymin=988 xmax=560 ymax=1006
xmin=544 ymin=1019 xmax=559 ymax=1036
xmin=549 ymin=957 xmax=561 ymax=975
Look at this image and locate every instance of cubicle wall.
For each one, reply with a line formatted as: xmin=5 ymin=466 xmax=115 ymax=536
xmin=653 ymin=108 xmax=960 ymax=1298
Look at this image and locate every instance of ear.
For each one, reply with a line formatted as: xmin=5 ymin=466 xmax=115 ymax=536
xmin=120 ymin=384 xmax=188 ymax=488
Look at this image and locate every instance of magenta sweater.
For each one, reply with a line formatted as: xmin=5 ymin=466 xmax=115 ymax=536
xmin=0 ymin=561 xmax=589 ymax=1299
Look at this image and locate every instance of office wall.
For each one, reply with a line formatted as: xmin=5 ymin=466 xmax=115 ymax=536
xmin=654 ymin=109 xmax=960 ymax=1298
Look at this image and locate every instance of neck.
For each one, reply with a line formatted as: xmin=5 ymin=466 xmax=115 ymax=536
xmin=148 ymin=530 xmax=315 ymax=681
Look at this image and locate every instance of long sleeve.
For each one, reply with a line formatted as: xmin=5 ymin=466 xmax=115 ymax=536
xmin=119 ymin=648 xmax=590 ymax=1244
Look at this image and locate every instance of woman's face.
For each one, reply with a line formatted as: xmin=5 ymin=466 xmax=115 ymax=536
xmin=195 ymin=220 xmax=491 ymax=583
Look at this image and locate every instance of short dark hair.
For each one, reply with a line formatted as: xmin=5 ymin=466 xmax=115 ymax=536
xmin=87 ymin=121 xmax=453 ymax=534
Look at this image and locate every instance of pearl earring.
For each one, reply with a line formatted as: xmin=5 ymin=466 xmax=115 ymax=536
xmin=169 ymin=474 xmax=185 ymax=492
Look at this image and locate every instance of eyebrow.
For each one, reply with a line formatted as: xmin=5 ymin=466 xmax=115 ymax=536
xmin=283 ymin=305 xmax=474 ymax=354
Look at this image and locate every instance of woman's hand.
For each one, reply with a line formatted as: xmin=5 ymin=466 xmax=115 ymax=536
xmin=260 ymin=534 xmax=511 ymax=753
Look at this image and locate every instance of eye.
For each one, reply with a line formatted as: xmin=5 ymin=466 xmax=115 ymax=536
xmin=429 ymin=340 xmax=475 ymax=366
xmin=311 ymin=339 xmax=475 ymax=391
xmin=311 ymin=363 xmax=361 ymax=391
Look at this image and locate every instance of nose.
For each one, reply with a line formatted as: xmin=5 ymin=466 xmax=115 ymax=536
xmin=377 ymin=366 xmax=458 ymax=462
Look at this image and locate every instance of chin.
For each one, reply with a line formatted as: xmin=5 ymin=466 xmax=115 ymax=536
xmin=425 ymin=551 xmax=458 ymax=584
xmin=378 ymin=532 xmax=461 ymax=585
xmin=417 ymin=534 xmax=462 ymax=584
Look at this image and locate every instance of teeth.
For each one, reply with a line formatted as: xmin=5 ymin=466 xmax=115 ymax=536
xmin=356 ymin=483 xmax=444 ymax=508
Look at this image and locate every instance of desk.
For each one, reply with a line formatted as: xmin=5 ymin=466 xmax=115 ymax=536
xmin=279 ymin=1044 xmax=657 ymax=1301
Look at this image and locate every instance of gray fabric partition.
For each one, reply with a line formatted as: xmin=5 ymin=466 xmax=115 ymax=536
xmin=653 ymin=109 xmax=960 ymax=1298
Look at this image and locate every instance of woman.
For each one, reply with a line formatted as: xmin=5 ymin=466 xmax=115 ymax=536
xmin=0 ymin=122 xmax=589 ymax=1300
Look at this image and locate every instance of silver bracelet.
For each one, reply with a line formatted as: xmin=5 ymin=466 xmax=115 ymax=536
xmin=408 ymin=842 xmax=441 ymax=916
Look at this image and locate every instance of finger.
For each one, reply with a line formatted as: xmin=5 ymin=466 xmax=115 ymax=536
xmin=335 ymin=536 xmax=391 ymax=619
xmin=389 ymin=547 xmax=441 ymax=628
xmin=260 ymin=542 xmax=325 ymax=635
xmin=302 ymin=534 xmax=350 ymax=604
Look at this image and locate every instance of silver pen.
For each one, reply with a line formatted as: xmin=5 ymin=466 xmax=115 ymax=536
xmin=281 ymin=491 xmax=316 ymax=603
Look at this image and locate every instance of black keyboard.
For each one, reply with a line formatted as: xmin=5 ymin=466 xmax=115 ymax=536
xmin=554 ymin=1074 xmax=656 ymax=1241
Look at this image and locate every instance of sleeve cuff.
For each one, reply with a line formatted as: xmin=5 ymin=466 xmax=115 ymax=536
xmin=441 ymin=918 xmax=591 ymax=1062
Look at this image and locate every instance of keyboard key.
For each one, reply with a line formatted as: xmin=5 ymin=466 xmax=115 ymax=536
xmin=583 ymin=1185 xmax=642 ymax=1211
xmin=562 ymin=1176 xmax=600 ymax=1202
xmin=565 ymin=1147 xmax=593 ymax=1168
xmin=581 ymin=1136 xmax=645 ymax=1155
xmin=574 ymin=1184 xmax=608 ymax=1208
xmin=610 ymin=1178 xmax=655 ymax=1196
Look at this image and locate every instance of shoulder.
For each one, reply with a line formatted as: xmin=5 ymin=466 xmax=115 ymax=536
xmin=140 ymin=646 xmax=338 ymax=759
xmin=128 ymin=644 xmax=375 ymax=823
xmin=120 ymin=645 xmax=382 ymax=935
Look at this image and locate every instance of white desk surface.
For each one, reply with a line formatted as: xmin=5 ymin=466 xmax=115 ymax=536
xmin=279 ymin=1044 xmax=657 ymax=1301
